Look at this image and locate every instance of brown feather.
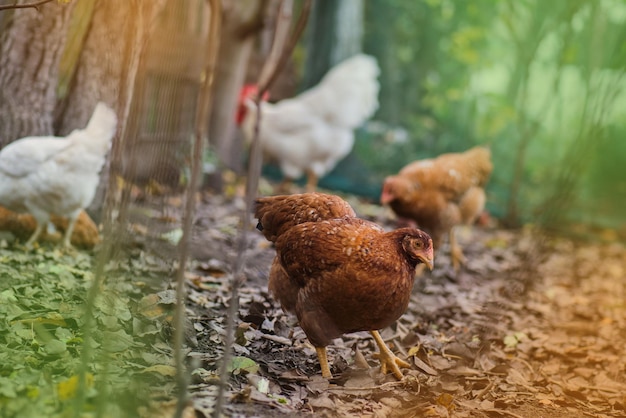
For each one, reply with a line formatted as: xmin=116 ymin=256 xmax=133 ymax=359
xmin=255 ymin=193 xmax=433 ymax=349
xmin=381 ymin=146 xmax=493 ymax=248
xmin=255 ymin=192 xmax=355 ymax=243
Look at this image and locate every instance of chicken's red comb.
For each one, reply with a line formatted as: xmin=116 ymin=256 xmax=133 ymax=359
xmin=240 ymin=84 xmax=270 ymax=101
xmin=236 ymin=84 xmax=270 ymax=124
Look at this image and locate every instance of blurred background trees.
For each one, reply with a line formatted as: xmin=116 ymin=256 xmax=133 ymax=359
xmin=0 ymin=0 xmax=624 ymax=236
xmin=357 ymin=0 xmax=626 ymax=238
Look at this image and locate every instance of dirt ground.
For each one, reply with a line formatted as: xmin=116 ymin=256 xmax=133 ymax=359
xmin=144 ymin=191 xmax=626 ymax=418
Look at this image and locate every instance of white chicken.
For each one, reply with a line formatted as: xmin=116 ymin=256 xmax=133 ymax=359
xmin=0 ymin=102 xmax=117 ymax=248
xmin=240 ymin=54 xmax=380 ymax=191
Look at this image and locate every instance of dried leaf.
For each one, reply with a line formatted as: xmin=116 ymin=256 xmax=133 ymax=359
xmin=307 ymin=393 xmax=336 ymax=409
xmin=412 ymin=355 xmax=438 ymax=376
xmin=306 ymin=375 xmax=329 ymax=394
xmin=341 ymin=369 xmax=376 ymax=388
xmin=436 ymin=393 xmax=455 ymax=409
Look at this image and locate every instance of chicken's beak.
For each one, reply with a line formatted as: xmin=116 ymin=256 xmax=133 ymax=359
xmin=422 ymin=257 xmax=434 ymax=271
xmin=418 ymin=247 xmax=435 ymax=271
xmin=380 ymin=179 xmax=393 ymax=205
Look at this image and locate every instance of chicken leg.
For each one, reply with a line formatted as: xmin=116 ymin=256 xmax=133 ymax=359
xmin=62 ymin=215 xmax=79 ymax=248
xmin=24 ymin=222 xmax=45 ymax=248
xmin=370 ymin=330 xmax=410 ymax=379
xmin=305 ymin=170 xmax=318 ymax=192
xmin=449 ymin=228 xmax=466 ymax=272
xmin=315 ymin=346 xmax=333 ymax=379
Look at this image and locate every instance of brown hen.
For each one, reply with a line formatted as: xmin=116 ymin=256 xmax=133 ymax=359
xmin=380 ymin=146 xmax=492 ymax=271
xmin=0 ymin=206 xmax=100 ymax=249
xmin=255 ymin=193 xmax=433 ymax=379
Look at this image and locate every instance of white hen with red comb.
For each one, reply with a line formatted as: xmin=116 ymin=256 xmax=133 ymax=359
xmin=241 ymin=54 xmax=380 ymax=191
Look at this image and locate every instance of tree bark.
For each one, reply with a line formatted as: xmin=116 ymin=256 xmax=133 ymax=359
xmin=208 ymin=0 xmax=271 ymax=174
xmin=0 ymin=0 xmax=76 ymax=144
xmin=58 ymin=0 xmax=166 ymax=134
xmin=58 ymin=0 xmax=167 ymax=219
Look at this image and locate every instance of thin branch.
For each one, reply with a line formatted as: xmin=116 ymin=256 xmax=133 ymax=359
xmin=255 ymin=0 xmax=293 ymax=94
xmin=73 ymin=2 xmax=166 ymax=417
xmin=0 ymin=0 xmax=54 ymax=11
xmin=246 ymin=0 xmax=296 ymax=205
xmin=247 ymin=0 xmax=312 ymax=199
xmin=211 ymin=1 xmax=311 ymax=418
xmin=257 ymin=0 xmax=312 ymax=95
xmin=172 ymin=1 xmax=221 ymax=418
xmin=235 ymin=0 xmax=270 ymax=39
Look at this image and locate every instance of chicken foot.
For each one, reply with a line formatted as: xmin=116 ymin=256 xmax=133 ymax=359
xmin=449 ymin=228 xmax=466 ymax=272
xmin=23 ymin=214 xmax=78 ymax=249
xmin=370 ymin=330 xmax=410 ymax=379
xmin=315 ymin=346 xmax=333 ymax=379
xmin=275 ymin=171 xmax=318 ymax=193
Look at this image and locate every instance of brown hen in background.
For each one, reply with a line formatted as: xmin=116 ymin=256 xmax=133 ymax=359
xmin=0 ymin=207 xmax=100 ymax=249
xmin=381 ymin=146 xmax=492 ymax=271
xmin=255 ymin=193 xmax=433 ymax=379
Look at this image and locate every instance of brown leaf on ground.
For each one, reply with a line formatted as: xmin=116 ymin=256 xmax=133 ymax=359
xmin=160 ymin=193 xmax=626 ymax=417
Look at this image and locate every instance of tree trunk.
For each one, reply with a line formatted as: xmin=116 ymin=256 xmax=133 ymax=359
xmin=58 ymin=0 xmax=166 ymax=134
xmin=56 ymin=0 xmax=122 ymax=134
xmin=0 ymin=1 xmax=76 ymax=144
xmin=58 ymin=0 xmax=167 ymax=219
xmin=208 ymin=0 xmax=270 ymax=174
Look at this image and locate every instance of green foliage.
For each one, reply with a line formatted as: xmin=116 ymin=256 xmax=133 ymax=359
xmin=360 ymin=0 xmax=626 ymax=230
xmin=0 ymin=248 xmax=176 ymax=418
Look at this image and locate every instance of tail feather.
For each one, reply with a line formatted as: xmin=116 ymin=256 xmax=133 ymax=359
xmin=297 ymin=54 xmax=380 ymax=129
xmin=254 ymin=193 xmax=356 ymax=242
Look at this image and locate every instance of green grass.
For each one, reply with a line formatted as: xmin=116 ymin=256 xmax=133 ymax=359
xmin=0 ymin=247 xmax=176 ymax=418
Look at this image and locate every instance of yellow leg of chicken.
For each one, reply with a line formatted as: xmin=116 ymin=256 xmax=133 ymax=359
xmin=370 ymin=330 xmax=410 ymax=380
xmin=305 ymin=170 xmax=318 ymax=192
xmin=449 ymin=227 xmax=466 ymax=272
xmin=24 ymin=222 xmax=45 ymax=248
xmin=62 ymin=216 xmax=78 ymax=248
xmin=315 ymin=346 xmax=333 ymax=379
